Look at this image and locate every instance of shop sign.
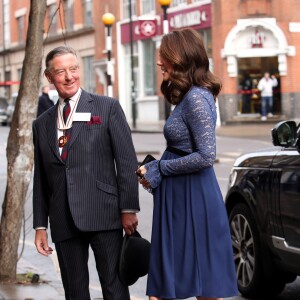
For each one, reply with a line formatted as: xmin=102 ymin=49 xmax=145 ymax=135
xmin=168 ymin=4 xmax=211 ymax=31
xmin=120 ymin=4 xmax=211 ymax=44
xmin=139 ymin=20 xmax=156 ymax=37
xmin=121 ymin=19 xmax=157 ymax=44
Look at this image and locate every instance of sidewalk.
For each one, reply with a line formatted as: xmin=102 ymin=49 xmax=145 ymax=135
xmin=0 ymin=250 xmax=67 ymax=300
xmin=130 ymin=118 xmax=282 ymax=139
xmin=0 ymin=282 xmax=65 ymax=300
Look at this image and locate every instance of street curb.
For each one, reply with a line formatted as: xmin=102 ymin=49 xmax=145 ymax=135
xmin=131 ymin=129 xmax=163 ymax=134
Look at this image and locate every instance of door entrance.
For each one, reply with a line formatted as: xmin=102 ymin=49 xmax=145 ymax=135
xmin=237 ymin=57 xmax=281 ymax=115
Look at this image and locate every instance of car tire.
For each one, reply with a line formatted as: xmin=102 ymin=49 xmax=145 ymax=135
xmin=229 ymin=203 xmax=286 ymax=298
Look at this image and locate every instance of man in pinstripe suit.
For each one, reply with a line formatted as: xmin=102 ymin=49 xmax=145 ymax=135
xmin=32 ymin=46 xmax=139 ymax=300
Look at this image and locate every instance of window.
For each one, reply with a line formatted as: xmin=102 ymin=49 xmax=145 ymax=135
xmin=123 ymin=0 xmax=136 ymax=19
xmin=82 ymin=0 xmax=93 ymax=26
xmin=4 ymin=71 xmax=11 ymax=101
xmin=64 ymin=0 xmax=74 ymax=31
xmin=171 ymin=0 xmax=186 ymax=7
xmin=200 ymin=29 xmax=212 ymax=58
xmin=17 ymin=68 xmax=22 ymax=81
xmin=143 ymin=40 xmax=156 ymax=96
xmin=82 ymin=56 xmax=96 ymax=93
xmin=3 ymin=0 xmax=10 ymax=47
xmin=17 ymin=16 xmax=24 ymax=43
xmin=124 ymin=42 xmax=139 ymax=109
xmin=48 ymin=4 xmax=57 ymax=35
xmin=5 ymin=71 xmax=10 ymax=82
xmin=141 ymin=0 xmax=155 ymax=14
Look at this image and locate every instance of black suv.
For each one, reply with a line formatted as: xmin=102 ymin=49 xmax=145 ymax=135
xmin=225 ymin=120 xmax=300 ymax=298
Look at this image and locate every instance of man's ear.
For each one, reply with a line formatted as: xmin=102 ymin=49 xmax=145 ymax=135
xmin=44 ymin=71 xmax=53 ymax=84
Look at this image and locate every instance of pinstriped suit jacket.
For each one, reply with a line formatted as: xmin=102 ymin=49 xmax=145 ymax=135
xmin=32 ymin=90 xmax=140 ymax=243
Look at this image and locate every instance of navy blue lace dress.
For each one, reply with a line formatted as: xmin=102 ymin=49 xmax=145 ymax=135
xmin=144 ymin=86 xmax=238 ymax=299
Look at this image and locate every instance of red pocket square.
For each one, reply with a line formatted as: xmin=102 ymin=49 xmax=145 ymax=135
xmin=87 ymin=116 xmax=102 ymax=125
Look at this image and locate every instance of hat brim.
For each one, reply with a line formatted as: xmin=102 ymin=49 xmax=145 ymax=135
xmin=118 ymin=231 xmax=151 ymax=286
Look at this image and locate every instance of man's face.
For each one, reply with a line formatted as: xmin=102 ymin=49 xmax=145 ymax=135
xmin=45 ymin=53 xmax=80 ymax=99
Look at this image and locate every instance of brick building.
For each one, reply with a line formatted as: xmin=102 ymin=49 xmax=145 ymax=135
xmin=212 ymin=0 xmax=300 ymax=123
xmin=0 ymin=0 xmax=212 ymax=126
xmin=0 ymin=0 xmax=97 ymax=101
xmin=116 ymin=0 xmax=212 ymax=124
xmin=0 ymin=0 xmax=299 ymax=126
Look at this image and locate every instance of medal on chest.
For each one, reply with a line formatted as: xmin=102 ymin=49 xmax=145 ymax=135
xmin=57 ymin=93 xmax=81 ymax=148
xmin=58 ymin=134 xmax=67 ymax=147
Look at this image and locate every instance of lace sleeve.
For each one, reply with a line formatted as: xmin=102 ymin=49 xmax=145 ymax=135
xmin=143 ymin=160 xmax=162 ymax=189
xmin=160 ymin=92 xmax=216 ymax=176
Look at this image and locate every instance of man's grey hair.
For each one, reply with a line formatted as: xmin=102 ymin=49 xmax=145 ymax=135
xmin=45 ymin=46 xmax=77 ymax=71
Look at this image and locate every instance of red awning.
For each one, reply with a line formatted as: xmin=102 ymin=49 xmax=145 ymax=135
xmin=0 ymin=81 xmax=20 ymax=86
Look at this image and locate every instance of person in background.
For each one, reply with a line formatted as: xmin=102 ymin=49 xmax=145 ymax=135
xmin=32 ymin=46 xmax=139 ymax=300
xmin=136 ymin=28 xmax=238 ymax=300
xmin=257 ymin=72 xmax=278 ymax=121
xmin=240 ymin=72 xmax=252 ymax=113
xmin=37 ymin=85 xmax=54 ymax=117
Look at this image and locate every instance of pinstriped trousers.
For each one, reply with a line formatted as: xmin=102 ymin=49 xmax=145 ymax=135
xmin=55 ymin=229 xmax=130 ymax=300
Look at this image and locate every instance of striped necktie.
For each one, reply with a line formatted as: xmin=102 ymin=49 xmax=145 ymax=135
xmin=61 ymin=99 xmax=71 ymax=161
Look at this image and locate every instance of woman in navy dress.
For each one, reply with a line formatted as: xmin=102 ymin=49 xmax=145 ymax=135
xmin=137 ymin=29 xmax=238 ymax=300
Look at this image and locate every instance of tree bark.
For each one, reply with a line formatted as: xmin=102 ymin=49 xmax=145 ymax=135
xmin=0 ymin=0 xmax=46 ymax=281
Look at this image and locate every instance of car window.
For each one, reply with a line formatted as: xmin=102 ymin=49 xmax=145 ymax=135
xmin=0 ymin=97 xmax=8 ymax=109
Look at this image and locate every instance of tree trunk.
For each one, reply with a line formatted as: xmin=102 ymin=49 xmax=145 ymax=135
xmin=0 ymin=0 xmax=46 ymax=282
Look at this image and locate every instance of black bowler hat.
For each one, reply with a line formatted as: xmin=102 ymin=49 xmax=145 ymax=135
xmin=118 ymin=230 xmax=151 ymax=286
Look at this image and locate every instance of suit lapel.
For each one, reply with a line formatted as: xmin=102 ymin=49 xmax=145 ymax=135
xmin=46 ymin=103 xmax=62 ymax=162
xmin=68 ymin=90 xmax=93 ymax=150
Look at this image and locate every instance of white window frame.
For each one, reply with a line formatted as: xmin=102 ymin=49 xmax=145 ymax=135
xmin=122 ymin=0 xmax=136 ymax=19
xmin=82 ymin=56 xmax=96 ymax=93
xmin=141 ymin=0 xmax=155 ymax=15
xmin=141 ymin=39 xmax=157 ymax=97
xmin=171 ymin=0 xmax=187 ymax=8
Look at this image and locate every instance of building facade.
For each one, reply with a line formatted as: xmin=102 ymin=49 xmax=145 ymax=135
xmin=0 ymin=0 xmax=212 ymax=127
xmin=0 ymin=0 xmax=97 ymax=102
xmin=116 ymin=0 xmax=212 ymax=125
xmin=212 ymin=0 xmax=300 ymax=123
xmin=0 ymin=0 xmax=299 ymax=125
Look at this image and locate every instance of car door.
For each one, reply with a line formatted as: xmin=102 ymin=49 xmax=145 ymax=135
xmin=273 ymin=148 xmax=300 ymax=248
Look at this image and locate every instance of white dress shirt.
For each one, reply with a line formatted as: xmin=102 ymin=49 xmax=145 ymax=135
xmin=57 ymin=88 xmax=82 ymax=155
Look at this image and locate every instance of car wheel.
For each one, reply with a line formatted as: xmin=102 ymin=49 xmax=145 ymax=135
xmin=229 ymin=203 xmax=286 ymax=298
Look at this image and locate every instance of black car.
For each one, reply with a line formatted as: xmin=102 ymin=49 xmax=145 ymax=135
xmin=0 ymin=97 xmax=8 ymax=125
xmin=225 ymin=120 xmax=300 ymax=298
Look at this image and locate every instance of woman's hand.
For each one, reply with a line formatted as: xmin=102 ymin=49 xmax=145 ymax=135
xmin=136 ymin=166 xmax=152 ymax=189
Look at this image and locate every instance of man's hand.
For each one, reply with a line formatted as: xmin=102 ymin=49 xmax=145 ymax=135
xmin=34 ymin=229 xmax=53 ymax=256
xmin=122 ymin=213 xmax=138 ymax=235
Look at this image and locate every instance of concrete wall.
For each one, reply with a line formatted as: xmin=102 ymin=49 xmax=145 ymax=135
xmin=217 ymin=93 xmax=239 ymax=124
xmin=281 ymin=92 xmax=300 ymax=119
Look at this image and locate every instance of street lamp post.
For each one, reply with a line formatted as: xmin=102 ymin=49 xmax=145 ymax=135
xmin=159 ymin=0 xmax=172 ymax=34
xmin=158 ymin=0 xmax=172 ymax=121
xmin=129 ymin=0 xmax=136 ymax=128
xmin=102 ymin=12 xmax=115 ymax=98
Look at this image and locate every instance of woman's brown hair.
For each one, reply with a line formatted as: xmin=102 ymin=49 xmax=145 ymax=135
xmin=159 ymin=28 xmax=222 ymax=104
